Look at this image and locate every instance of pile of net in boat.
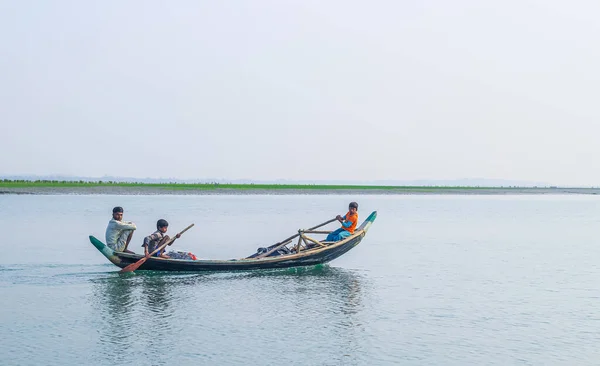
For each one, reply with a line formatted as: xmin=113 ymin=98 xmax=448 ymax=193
xmin=255 ymin=246 xmax=292 ymax=257
xmin=165 ymin=250 xmax=197 ymax=260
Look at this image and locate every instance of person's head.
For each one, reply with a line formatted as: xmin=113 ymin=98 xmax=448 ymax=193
xmin=112 ymin=206 xmax=124 ymax=220
xmin=349 ymin=201 xmax=358 ymax=214
xmin=157 ymin=219 xmax=169 ymax=233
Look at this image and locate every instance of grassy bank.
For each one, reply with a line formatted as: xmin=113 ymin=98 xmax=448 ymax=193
xmin=0 ymin=179 xmax=536 ymax=191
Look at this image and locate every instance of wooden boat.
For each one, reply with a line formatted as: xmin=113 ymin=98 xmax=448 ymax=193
xmin=89 ymin=211 xmax=377 ymax=272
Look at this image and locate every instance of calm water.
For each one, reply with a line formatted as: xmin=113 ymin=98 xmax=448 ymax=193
xmin=0 ymin=194 xmax=599 ymax=365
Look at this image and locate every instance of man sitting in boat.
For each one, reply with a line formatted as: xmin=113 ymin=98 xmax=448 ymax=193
xmin=105 ymin=206 xmax=137 ymax=253
xmin=326 ymin=202 xmax=359 ymax=242
xmin=142 ymin=219 xmax=180 ymax=258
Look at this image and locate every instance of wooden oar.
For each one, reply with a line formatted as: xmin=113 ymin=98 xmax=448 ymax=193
xmin=256 ymin=218 xmax=337 ymax=259
xmin=119 ymin=223 xmax=195 ymax=273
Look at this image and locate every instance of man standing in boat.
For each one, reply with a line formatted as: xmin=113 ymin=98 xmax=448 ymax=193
xmin=105 ymin=206 xmax=137 ymax=253
xmin=326 ymin=202 xmax=359 ymax=242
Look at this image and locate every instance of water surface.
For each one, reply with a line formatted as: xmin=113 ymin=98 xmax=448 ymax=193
xmin=1 ymin=195 xmax=599 ymax=365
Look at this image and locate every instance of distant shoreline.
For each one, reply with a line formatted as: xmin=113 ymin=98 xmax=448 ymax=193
xmin=0 ymin=181 xmax=599 ymax=195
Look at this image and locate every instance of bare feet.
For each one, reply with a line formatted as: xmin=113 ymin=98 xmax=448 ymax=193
xmin=159 ymin=253 xmax=170 ymax=259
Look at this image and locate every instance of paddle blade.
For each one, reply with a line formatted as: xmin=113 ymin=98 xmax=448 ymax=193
xmin=119 ymin=256 xmax=148 ymax=273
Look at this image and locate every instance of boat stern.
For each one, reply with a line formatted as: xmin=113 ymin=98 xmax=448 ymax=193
xmin=89 ymin=235 xmax=124 ymax=266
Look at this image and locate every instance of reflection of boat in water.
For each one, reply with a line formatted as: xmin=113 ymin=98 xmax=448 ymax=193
xmin=89 ymin=264 xmax=368 ymax=364
xmin=89 ymin=211 xmax=377 ymax=272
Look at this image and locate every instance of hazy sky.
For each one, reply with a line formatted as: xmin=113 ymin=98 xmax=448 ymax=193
xmin=1 ymin=1 xmax=599 ymax=185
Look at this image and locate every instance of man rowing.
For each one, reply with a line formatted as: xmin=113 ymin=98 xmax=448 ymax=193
xmin=105 ymin=206 xmax=137 ymax=253
xmin=142 ymin=219 xmax=181 ymax=258
xmin=326 ymin=201 xmax=359 ymax=242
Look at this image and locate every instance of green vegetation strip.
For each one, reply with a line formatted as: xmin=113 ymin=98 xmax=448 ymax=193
xmin=0 ymin=180 xmax=533 ymax=190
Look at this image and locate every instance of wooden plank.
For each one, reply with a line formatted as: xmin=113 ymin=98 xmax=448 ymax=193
xmin=301 ymin=234 xmax=327 ymax=247
xmin=300 ymin=235 xmax=309 ymax=249
xmin=297 ymin=236 xmax=304 ymax=253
